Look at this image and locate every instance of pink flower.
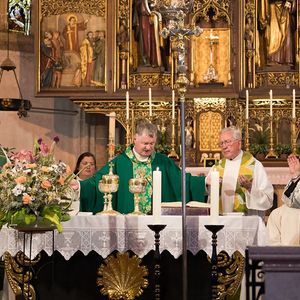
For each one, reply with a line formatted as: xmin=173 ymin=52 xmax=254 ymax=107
xmin=39 ymin=142 xmax=50 ymax=156
xmin=11 ymin=150 xmax=34 ymax=162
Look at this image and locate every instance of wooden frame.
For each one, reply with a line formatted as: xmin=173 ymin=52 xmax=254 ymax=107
xmin=36 ymin=0 xmax=107 ymax=96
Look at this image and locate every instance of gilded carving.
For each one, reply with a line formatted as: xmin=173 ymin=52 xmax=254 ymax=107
xmin=199 ymin=111 xmax=222 ymax=151
xmin=216 ymin=251 xmax=245 ymax=299
xmin=193 ymin=0 xmax=230 ymax=24
xmin=129 ymin=73 xmax=171 ymax=88
xmin=255 ymin=72 xmax=299 ymax=87
xmin=97 ymin=252 xmax=148 ymax=299
xmin=41 ymin=0 xmax=106 ymax=17
xmin=118 ymin=0 xmax=130 ymax=20
xmin=3 ymin=251 xmax=41 ymax=300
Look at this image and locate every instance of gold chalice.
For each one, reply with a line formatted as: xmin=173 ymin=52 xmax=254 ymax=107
xmin=128 ymin=177 xmax=147 ymax=215
xmin=97 ymin=163 xmax=120 ymax=215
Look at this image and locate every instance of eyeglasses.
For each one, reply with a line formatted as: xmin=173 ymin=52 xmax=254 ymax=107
xmin=219 ymin=139 xmax=239 ymax=147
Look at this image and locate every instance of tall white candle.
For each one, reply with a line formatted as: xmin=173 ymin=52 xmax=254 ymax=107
xmin=149 ymin=88 xmax=152 ymax=117
xmin=126 ymin=91 xmax=129 ymax=120
xmin=172 ymin=90 xmax=175 ymax=119
xmin=246 ymin=90 xmax=249 ymax=120
xmin=210 ymin=168 xmax=220 ymax=224
xmin=292 ymin=89 xmax=296 ymax=119
xmin=269 ymin=89 xmax=273 ymax=117
xmin=152 ymin=167 xmax=162 ymax=224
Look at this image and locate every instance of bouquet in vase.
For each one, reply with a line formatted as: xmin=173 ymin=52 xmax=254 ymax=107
xmin=0 ymin=137 xmax=79 ymax=232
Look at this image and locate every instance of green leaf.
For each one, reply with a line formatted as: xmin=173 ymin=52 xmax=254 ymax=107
xmin=10 ymin=208 xmax=36 ymax=225
xmin=40 ymin=205 xmax=62 ymax=232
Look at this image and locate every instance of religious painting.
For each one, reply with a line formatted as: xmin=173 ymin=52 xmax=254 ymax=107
xmin=8 ymin=0 xmax=31 ymax=35
xmin=36 ymin=0 xmax=106 ymax=95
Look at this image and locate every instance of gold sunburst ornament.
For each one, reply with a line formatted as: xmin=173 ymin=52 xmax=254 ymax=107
xmin=96 ymin=252 xmax=149 ymax=300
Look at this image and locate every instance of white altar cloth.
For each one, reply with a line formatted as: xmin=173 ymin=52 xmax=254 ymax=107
xmin=0 ymin=215 xmax=267 ymax=260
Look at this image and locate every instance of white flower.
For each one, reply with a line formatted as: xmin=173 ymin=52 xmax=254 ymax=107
xmin=12 ymin=184 xmax=26 ymax=196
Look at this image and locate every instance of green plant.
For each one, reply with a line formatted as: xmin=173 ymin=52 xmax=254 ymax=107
xmin=274 ymin=144 xmax=292 ymax=156
xmin=249 ymin=143 xmax=268 ymax=156
xmin=249 ymin=124 xmax=269 ymax=144
xmin=155 ymin=144 xmax=171 ymax=154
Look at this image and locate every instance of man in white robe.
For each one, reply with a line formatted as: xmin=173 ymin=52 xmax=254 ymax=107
xmin=207 ymin=127 xmax=274 ymax=217
xmin=267 ymin=155 xmax=300 ymax=245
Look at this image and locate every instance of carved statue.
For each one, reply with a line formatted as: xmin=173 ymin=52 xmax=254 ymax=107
xmin=132 ymin=0 xmax=162 ymax=68
xmin=257 ymin=0 xmax=297 ymax=68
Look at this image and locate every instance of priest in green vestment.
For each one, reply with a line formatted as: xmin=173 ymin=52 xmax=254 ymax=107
xmin=80 ymin=120 xmax=206 ymax=214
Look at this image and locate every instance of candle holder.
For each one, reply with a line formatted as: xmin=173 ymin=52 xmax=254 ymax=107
xmin=168 ymin=118 xmax=179 ymax=159
xmin=291 ymin=117 xmax=297 ymax=155
xmin=266 ymin=115 xmax=277 ymax=158
xmin=147 ymin=224 xmax=167 ymax=300
xmin=97 ymin=163 xmax=120 ymax=215
xmin=204 ymin=224 xmax=224 ymax=299
xmin=125 ymin=119 xmax=131 ymax=147
xmin=245 ymin=119 xmax=250 ymax=152
xmin=128 ymin=177 xmax=147 ymax=215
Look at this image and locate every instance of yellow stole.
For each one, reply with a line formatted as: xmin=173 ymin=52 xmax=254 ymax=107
xmin=215 ymin=151 xmax=255 ymax=213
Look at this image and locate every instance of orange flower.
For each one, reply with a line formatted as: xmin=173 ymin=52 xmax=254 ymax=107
xmin=41 ymin=166 xmax=50 ymax=172
xmin=25 ymin=163 xmax=37 ymax=169
xmin=15 ymin=176 xmax=27 ymax=184
xmin=57 ymin=176 xmax=65 ymax=185
xmin=65 ymin=165 xmax=72 ymax=175
xmin=22 ymin=194 xmax=32 ymax=205
xmin=41 ymin=180 xmax=51 ymax=189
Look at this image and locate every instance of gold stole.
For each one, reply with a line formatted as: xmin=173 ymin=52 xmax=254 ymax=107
xmin=215 ymin=151 xmax=255 ymax=213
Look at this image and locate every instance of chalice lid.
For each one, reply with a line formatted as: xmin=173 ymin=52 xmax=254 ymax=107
xmin=101 ymin=162 xmax=119 ymax=184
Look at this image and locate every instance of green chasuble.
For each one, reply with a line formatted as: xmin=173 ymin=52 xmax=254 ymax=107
xmin=79 ymin=146 xmax=206 ymax=214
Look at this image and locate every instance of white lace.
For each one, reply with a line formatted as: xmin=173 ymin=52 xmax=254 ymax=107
xmin=0 ymin=215 xmax=267 ymax=259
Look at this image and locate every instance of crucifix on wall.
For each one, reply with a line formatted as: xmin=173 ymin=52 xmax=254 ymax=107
xmin=203 ymin=29 xmax=219 ymax=82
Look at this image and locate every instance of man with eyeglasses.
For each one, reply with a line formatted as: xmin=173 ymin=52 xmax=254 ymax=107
xmin=208 ymin=127 xmax=273 ymax=218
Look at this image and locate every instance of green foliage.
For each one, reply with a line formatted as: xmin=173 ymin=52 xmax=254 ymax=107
xmin=155 ymin=144 xmax=171 ymax=154
xmin=274 ymin=144 xmax=292 ymax=156
xmin=249 ymin=124 xmax=269 ymax=145
xmin=249 ymin=143 xmax=268 ymax=156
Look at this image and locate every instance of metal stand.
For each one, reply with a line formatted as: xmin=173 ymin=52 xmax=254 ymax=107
xmin=148 ymin=224 xmax=167 ymax=300
xmin=205 ymin=224 xmax=224 ymax=299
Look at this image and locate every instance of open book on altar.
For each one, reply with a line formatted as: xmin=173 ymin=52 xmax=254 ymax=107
xmin=161 ymin=201 xmax=210 ymax=215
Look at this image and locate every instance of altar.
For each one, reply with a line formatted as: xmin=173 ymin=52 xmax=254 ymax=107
xmin=0 ymin=215 xmax=267 ymax=300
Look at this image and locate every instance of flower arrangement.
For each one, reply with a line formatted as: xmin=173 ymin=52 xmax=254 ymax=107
xmin=0 ymin=137 xmax=78 ymax=232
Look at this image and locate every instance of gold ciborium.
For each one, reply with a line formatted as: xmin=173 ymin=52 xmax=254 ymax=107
xmin=97 ymin=163 xmax=120 ymax=215
xmin=128 ymin=177 xmax=147 ymax=215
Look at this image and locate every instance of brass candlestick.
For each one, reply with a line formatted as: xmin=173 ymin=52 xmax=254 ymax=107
xmin=291 ymin=117 xmax=297 ymax=154
xmin=266 ymin=115 xmax=277 ymax=158
xmin=168 ymin=118 xmax=179 ymax=159
xmin=125 ymin=119 xmax=130 ymax=147
xmin=128 ymin=177 xmax=147 ymax=215
xmin=245 ymin=119 xmax=250 ymax=152
xmin=97 ymin=163 xmax=120 ymax=215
